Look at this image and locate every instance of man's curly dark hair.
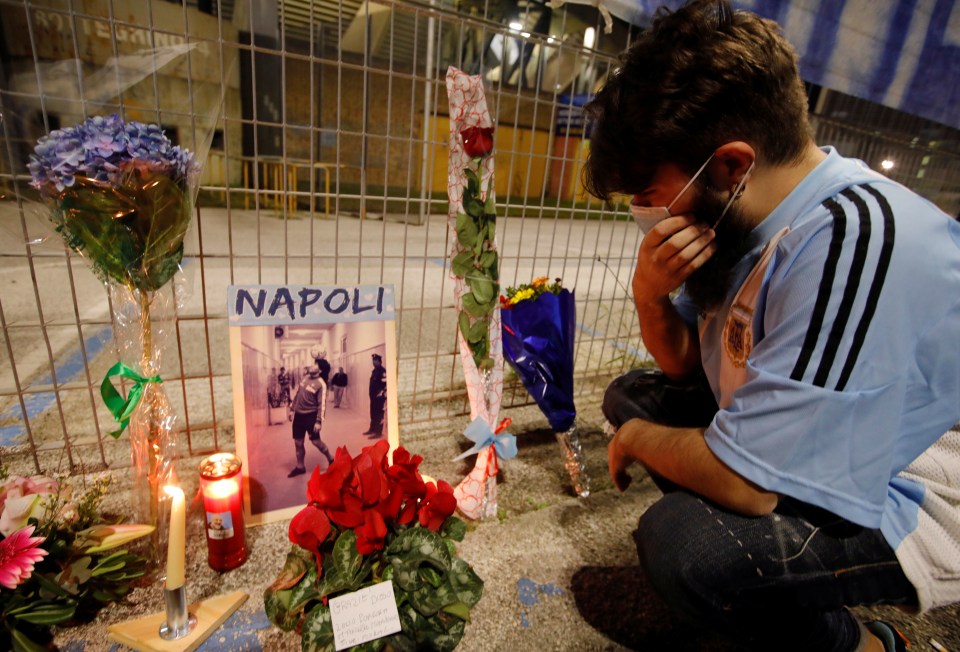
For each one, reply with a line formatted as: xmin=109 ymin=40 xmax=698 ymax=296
xmin=583 ymin=0 xmax=813 ymax=200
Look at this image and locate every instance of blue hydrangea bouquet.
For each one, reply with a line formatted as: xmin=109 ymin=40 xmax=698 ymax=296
xmin=29 ymin=114 xmax=201 ymax=576
xmin=29 ymin=114 xmax=198 ymax=291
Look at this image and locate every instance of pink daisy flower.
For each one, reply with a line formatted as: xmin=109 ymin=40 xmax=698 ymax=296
xmin=0 ymin=525 xmax=48 ymax=590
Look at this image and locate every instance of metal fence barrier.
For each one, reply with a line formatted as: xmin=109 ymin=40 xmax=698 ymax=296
xmin=1 ymin=0 xmax=958 ymax=475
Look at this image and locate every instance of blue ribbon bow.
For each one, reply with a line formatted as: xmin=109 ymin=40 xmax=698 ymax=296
xmin=452 ymin=417 xmax=518 ymax=462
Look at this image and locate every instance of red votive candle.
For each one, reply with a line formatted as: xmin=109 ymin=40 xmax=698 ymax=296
xmin=199 ymin=453 xmax=247 ymax=571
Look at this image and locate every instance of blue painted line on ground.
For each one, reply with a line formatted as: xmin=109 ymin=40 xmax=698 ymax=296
xmin=196 ymin=607 xmax=271 ymax=651
xmin=0 ymin=325 xmax=112 ymax=446
xmin=517 ymin=577 xmax=565 ymax=628
xmin=420 ymin=255 xmax=448 ymax=268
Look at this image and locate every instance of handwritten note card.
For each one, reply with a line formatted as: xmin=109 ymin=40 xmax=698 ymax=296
xmin=329 ymin=581 xmax=402 ymax=650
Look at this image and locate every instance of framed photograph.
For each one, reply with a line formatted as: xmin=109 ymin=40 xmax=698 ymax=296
xmin=228 ymin=284 xmax=399 ymax=526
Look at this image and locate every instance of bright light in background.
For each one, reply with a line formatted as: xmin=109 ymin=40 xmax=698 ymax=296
xmin=881 ymin=159 xmax=895 ymax=170
xmin=547 ymin=35 xmax=557 ymax=45
xmin=509 ymin=20 xmax=523 ymax=31
xmin=584 ymin=27 xmax=596 ymax=49
xmin=521 ymin=31 xmax=530 ymax=38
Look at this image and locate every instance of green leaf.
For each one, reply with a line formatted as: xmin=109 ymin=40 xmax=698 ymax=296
xmin=288 ymin=563 xmax=320 ymax=614
xmin=11 ymin=628 xmax=49 ymax=652
xmin=90 ymin=557 xmax=126 ymax=577
xmin=419 ymin=566 xmax=443 ymax=589
xmin=91 ymin=589 xmax=116 ymax=602
xmin=264 ymin=587 xmax=300 ymax=631
xmin=440 ymin=517 xmax=467 ymax=542
xmin=385 ymin=528 xmax=452 ymax=593
xmin=34 ymin=571 xmax=71 ymax=599
xmin=352 ymin=639 xmax=385 ymax=652
xmin=300 ymin=604 xmax=335 ymax=652
xmin=461 ymin=293 xmax=488 ymax=319
xmin=409 ymin=579 xmax=459 ymax=617
xmin=479 ymin=250 xmax=498 ymax=271
xmin=471 ymin=277 xmax=495 ymax=305
xmin=450 ymin=251 xmax=474 ymax=278
xmin=464 ymin=197 xmax=485 ymax=218
xmin=332 ymin=529 xmax=363 ymax=580
xmin=467 ymin=318 xmax=487 ymax=345
xmin=455 ymin=213 xmax=478 ymax=249
xmin=381 ymin=631 xmax=417 ymax=652
xmin=128 ymin=170 xmax=192 ymax=290
xmin=412 ymin=611 xmax=466 ymax=652
xmin=269 ymin=547 xmax=312 ymax=592
xmin=458 ymin=311 xmax=472 ymax=344
xmin=448 ymin=557 xmax=484 ymax=608
xmin=464 ymin=168 xmax=479 ymax=198
xmin=440 ymin=601 xmax=472 ymax=622
xmin=13 ymin=601 xmax=76 ymax=625
xmin=484 ymin=189 xmax=496 ymax=216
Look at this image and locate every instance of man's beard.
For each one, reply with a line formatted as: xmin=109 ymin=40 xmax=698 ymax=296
xmin=682 ymin=184 xmax=754 ymax=312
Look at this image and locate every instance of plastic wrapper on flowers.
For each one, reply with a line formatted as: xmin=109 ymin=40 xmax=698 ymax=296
xmin=25 ymin=114 xmax=202 ymax=578
xmin=4 ymin=44 xmax=230 ymax=579
xmin=445 ymin=66 xmax=506 ymax=520
xmin=502 ymin=283 xmax=590 ymax=497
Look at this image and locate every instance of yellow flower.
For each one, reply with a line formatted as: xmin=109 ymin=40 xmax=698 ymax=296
xmin=510 ymin=288 xmax=535 ymax=305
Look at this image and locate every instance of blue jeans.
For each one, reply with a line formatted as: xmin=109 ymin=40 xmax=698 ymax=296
xmin=604 ymin=370 xmax=917 ymax=651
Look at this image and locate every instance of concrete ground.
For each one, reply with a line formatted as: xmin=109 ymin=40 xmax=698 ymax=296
xmin=49 ymin=397 xmax=960 ymax=652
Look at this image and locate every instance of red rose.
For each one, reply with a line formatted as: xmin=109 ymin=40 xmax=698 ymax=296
xmin=418 ymin=480 xmax=457 ymax=532
xmin=355 ymin=509 xmax=388 ymax=554
xmin=288 ymin=504 xmax=331 ymax=569
xmin=461 ymin=126 xmax=494 ymax=158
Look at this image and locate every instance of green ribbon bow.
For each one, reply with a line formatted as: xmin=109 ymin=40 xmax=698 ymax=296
xmin=100 ymin=362 xmax=163 ymax=439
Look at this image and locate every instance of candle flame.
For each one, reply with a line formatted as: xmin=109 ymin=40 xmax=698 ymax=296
xmin=204 ymin=478 xmax=239 ymax=500
xmin=163 ymin=485 xmax=184 ymax=499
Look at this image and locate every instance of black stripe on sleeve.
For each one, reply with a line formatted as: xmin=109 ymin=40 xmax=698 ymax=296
xmin=791 ymin=197 xmax=847 ymax=382
xmin=834 ymin=185 xmax=896 ymax=391
xmin=812 ymin=188 xmax=872 ymax=387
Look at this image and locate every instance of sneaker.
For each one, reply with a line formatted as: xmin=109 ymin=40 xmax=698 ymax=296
xmin=865 ymin=621 xmax=910 ymax=652
xmin=287 ymin=467 xmax=306 ymax=478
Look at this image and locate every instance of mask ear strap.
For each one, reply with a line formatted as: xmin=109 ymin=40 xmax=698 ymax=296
xmin=712 ymin=160 xmax=755 ymax=230
xmin=666 ymin=153 xmax=715 ymax=210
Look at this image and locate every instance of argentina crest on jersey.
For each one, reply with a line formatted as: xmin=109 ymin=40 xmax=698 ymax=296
xmin=722 ymin=302 xmax=753 ymax=368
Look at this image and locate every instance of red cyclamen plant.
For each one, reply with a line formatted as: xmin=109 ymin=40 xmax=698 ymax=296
xmin=265 ymin=440 xmax=483 ymax=651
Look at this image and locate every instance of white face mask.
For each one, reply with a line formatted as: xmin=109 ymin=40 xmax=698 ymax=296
xmin=630 ymin=154 xmax=714 ymax=233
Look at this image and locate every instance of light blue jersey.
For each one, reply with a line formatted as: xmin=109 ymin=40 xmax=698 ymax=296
xmin=681 ymin=148 xmax=960 ymax=610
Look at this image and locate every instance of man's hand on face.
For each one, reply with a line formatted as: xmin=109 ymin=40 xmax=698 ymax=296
xmin=632 ymin=214 xmax=716 ymax=305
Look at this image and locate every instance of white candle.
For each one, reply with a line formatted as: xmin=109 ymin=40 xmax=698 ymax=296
xmin=163 ymin=485 xmax=186 ymax=590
